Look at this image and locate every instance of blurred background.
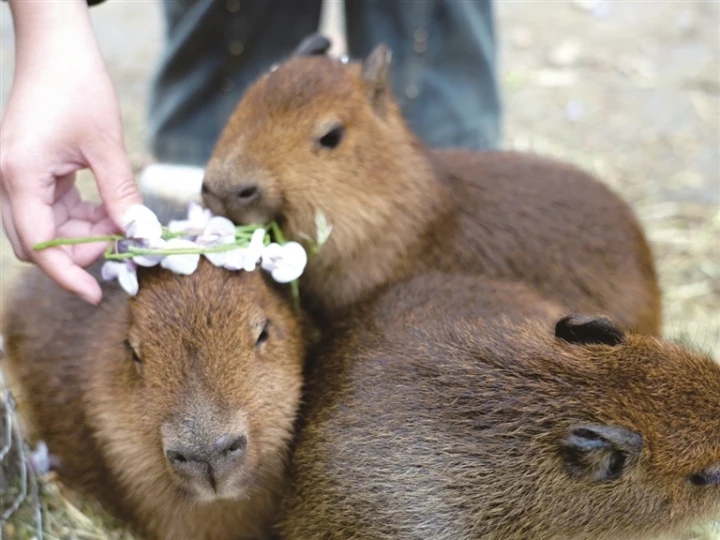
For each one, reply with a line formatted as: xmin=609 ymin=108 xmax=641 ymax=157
xmin=0 ymin=0 xmax=718 ymax=538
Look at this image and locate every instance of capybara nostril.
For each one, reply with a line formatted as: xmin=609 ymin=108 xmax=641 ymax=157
xmin=234 ymin=184 xmax=260 ymax=206
xmin=166 ymin=448 xmax=192 ymax=468
xmin=214 ymin=434 xmax=247 ymax=462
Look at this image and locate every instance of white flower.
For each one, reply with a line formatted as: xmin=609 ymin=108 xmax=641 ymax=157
xmin=199 ymin=216 xmax=236 ymax=242
xmin=160 ymin=238 xmax=201 ymax=275
xmin=196 ymin=216 xmax=237 ymax=267
xmin=120 ymin=204 xmax=166 ymax=266
xmin=222 ymin=246 xmax=251 ymax=271
xmin=260 ymin=241 xmax=308 ymax=283
xmin=242 ymin=228 xmax=266 ymax=272
xmin=123 ymin=204 xmax=163 ymax=240
xmin=101 ymin=260 xmax=139 ymax=296
xmin=167 ymin=201 xmax=213 ymax=234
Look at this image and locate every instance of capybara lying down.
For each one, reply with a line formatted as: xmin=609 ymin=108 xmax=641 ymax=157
xmin=279 ymin=272 xmax=720 ymax=540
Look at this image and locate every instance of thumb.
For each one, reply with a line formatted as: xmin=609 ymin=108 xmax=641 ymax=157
xmin=87 ymin=140 xmax=144 ymax=233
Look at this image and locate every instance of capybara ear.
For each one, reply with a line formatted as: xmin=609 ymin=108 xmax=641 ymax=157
xmin=361 ymin=43 xmax=393 ymax=113
xmin=560 ymin=423 xmax=643 ymax=483
xmin=292 ymin=33 xmax=332 ymax=57
xmin=554 ymin=315 xmax=625 ymax=346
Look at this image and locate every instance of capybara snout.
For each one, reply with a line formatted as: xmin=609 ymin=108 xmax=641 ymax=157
xmin=160 ymin=398 xmax=251 ymax=502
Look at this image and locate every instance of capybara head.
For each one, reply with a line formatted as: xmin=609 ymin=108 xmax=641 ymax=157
xmin=491 ymin=314 xmax=720 ymax=537
xmin=96 ymin=259 xmax=305 ymax=505
xmin=544 ymin=315 xmax=720 ymax=527
xmin=202 ymin=36 xmax=432 ymax=269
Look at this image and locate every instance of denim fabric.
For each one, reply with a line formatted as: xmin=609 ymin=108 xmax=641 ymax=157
xmin=147 ymin=0 xmax=502 ymax=166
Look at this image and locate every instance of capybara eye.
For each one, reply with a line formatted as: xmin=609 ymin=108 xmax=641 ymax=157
xmin=123 ymin=338 xmax=142 ymax=364
xmin=256 ymin=320 xmax=270 ymax=347
xmin=318 ymin=125 xmax=344 ymax=149
xmin=689 ymin=468 xmax=720 ymax=486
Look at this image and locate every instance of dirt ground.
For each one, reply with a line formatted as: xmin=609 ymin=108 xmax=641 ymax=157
xmin=0 ymin=0 xmax=718 ymax=538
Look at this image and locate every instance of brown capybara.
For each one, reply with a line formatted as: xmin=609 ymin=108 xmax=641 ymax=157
xmin=278 ymin=271 xmax=720 ymax=540
xmin=1 ymin=196 xmax=307 ymax=540
xmin=201 ymin=35 xmax=661 ymax=335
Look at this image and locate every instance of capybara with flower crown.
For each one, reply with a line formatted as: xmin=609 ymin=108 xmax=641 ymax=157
xmin=1 ymin=194 xmax=307 ymax=540
xmin=201 ymin=34 xmax=661 ymax=335
xmin=278 ymin=271 xmax=720 ymax=540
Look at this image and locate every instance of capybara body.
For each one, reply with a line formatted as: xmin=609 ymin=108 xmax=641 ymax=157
xmin=202 ymin=38 xmax=661 ymax=335
xmin=279 ymin=272 xmax=720 ymax=540
xmin=1 ymin=197 xmax=306 ymax=540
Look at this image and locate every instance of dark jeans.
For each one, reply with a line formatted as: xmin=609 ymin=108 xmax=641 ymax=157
xmin=147 ymin=0 xmax=502 ymax=167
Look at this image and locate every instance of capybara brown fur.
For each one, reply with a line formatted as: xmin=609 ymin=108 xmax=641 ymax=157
xmin=1 ymin=196 xmax=307 ymax=540
xmin=201 ymin=36 xmax=661 ymax=335
xmin=278 ymin=272 xmax=720 ymax=540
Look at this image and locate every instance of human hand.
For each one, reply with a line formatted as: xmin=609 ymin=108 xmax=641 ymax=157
xmin=0 ymin=0 xmax=143 ymax=304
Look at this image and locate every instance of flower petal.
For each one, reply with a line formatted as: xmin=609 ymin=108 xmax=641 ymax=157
xmin=281 ymin=241 xmax=308 ymax=268
xmin=117 ymin=263 xmax=139 ymax=296
xmin=188 ymin=201 xmax=213 ymax=227
xmin=223 ymin=247 xmax=249 ymax=271
xmin=132 ymin=237 xmax=168 ymax=267
xmin=133 ymin=254 xmax=164 ymax=267
xmin=242 ymin=228 xmax=266 ymax=271
xmin=260 ymin=243 xmax=283 ymax=271
xmin=122 ymin=204 xmax=160 ymax=230
xmin=198 ymin=216 xmax=237 ymax=245
xmin=127 ymin=219 xmax=164 ymax=240
xmin=204 ymin=250 xmax=228 ymax=267
xmin=260 ymin=242 xmax=307 ymax=283
xmin=162 ymin=254 xmax=200 ymax=275
xmin=101 ymin=260 xmax=124 ymax=281
xmin=167 ymin=219 xmax=192 ymax=233
xmin=271 ymin=265 xmax=304 ymax=283
xmin=161 ymin=238 xmax=200 ymax=275
xmin=123 ymin=204 xmax=163 ymax=239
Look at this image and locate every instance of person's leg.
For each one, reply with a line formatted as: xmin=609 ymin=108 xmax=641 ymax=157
xmin=344 ymin=0 xmax=502 ymax=151
xmin=146 ymin=0 xmax=324 ymax=168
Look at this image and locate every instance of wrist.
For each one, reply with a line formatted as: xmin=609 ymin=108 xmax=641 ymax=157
xmin=9 ymin=0 xmax=97 ymax=56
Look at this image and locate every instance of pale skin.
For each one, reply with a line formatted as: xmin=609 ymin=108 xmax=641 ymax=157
xmin=0 ymin=0 xmax=143 ymax=304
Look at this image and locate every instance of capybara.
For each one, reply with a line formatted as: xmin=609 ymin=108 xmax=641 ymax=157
xmin=1 ymin=195 xmax=307 ymax=540
xmin=278 ymin=272 xmax=720 ymax=540
xmin=201 ymin=35 xmax=661 ymax=335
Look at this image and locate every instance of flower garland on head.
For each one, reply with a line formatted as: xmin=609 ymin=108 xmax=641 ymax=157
xmin=33 ymin=202 xmax=332 ymax=311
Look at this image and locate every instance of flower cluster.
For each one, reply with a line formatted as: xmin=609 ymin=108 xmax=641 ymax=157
xmin=100 ymin=203 xmax=310 ymax=296
xmin=34 ymin=202 xmax=330 ymax=302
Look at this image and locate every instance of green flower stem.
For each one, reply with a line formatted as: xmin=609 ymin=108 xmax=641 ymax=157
xmin=33 ymin=235 xmax=123 ymax=251
xmin=270 ymin=222 xmax=285 ymax=244
xmin=105 ymin=241 xmax=268 ymax=260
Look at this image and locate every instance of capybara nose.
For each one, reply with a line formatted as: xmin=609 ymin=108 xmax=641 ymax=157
xmin=165 ymin=434 xmax=247 ymax=474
